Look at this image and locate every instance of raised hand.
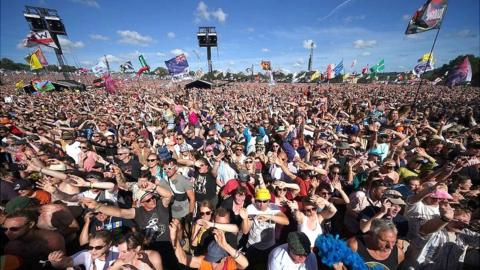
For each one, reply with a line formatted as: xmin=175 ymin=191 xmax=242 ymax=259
xmin=36 ymin=178 xmax=56 ymax=193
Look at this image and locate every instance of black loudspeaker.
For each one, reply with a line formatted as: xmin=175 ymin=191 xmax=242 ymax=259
xmin=46 ymin=19 xmax=66 ymax=35
xmin=26 ymin=17 xmax=47 ymax=31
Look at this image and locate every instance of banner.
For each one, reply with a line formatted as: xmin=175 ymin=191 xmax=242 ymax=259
xmin=370 ymin=59 xmax=385 ymax=73
xmin=24 ymin=30 xmax=59 ymax=49
xmin=326 ymin=64 xmax=334 ymax=80
xmin=405 ymin=0 xmax=448 ymax=35
xmin=413 ymin=61 xmax=434 ymax=77
xmin=29 ymin=53 xmax=43 ymax=70
xmin=333 ymin=60 xmax=344 ymax=76
xmin=310 ymin=70 xmax=320 ymax=81
xmin=139 ymin=55 xmax=149 ymax=68
xmin=165 ymin=54 xmax=189 ymax=75
xmin=33 ymin=81 xmax=55 ymax=92
xmin=260 ymin=61 xmax=271 ymax=71
xmin=120 ymin=61 xmax=134 ymax=73
xmin=446 ymin=57 xmax=472 ymax=87
xmin=15 ymin=80 xmax=24 ymax=90
xmin=34 ymin=48 xmax=48 ymax=66
xmin=419 ymin=52 xmax=435 ymax=65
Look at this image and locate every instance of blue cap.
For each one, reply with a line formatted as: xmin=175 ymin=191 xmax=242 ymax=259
xmin=204 ymin=241 xmax=228 ymax=263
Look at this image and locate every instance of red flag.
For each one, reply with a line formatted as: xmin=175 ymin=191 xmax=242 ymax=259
xmin=34 ymin=48 xmax=48 ymax=66
xmin=24 ymin=31 xmax=59 ymax=49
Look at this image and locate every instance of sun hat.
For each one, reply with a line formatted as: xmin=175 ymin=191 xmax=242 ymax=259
xmin=255 ymin=188 xmax=271 ymax=201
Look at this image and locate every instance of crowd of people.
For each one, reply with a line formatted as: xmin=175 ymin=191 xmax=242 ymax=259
xmin=0 ymin=71 xmax=479 ymax=270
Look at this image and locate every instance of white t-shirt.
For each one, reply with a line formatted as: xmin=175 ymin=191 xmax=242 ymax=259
xmin=268 ymin=243 xmax=318 ymax=270
xmin=65 ymin=141 xmax=81 ymax=163
xmin=246 ymin=203 xmax=281 ymax=250
xmin=405 ymin=201 xmax=439 ymax=240
xmin=71 ymin=246 xmax=119 ymax=270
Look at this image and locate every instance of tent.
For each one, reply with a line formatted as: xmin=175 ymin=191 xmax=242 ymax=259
xmin=184 ymin=80 xmax=213 ymax=90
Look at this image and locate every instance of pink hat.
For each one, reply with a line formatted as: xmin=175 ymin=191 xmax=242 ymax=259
xmin=429 ymin=190 xmax=453 ymax=200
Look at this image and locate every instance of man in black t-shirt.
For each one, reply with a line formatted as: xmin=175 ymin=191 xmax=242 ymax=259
xmin=192 ymin=158 xmax=218 ymax=207
xmin=115 ymin=147 xmax=141 ymax=182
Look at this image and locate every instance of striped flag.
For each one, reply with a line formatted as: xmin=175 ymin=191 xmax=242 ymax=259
xmin=333 ymin=60 xmax=344 ymax=76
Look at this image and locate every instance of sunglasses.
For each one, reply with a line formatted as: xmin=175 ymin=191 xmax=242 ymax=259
xmin=164 ymin=167 xmax=176 ymax=171
xmin=141 ymin=197 xmax=155 ymax=203
xmin=200 ymin=211 xmax=212 ymax=216
xmin=277 ymin=188 xmax=287 ymax=192
xmin=245 ymin=160 xmax=254 ymax=164
xmin=1 ymin=225 xmax=27 ymax=232
xmin=147 ymin=159 xmax=157 ymax=162
xmin=256 ymin=200 xmax=269 ymax=204
xmin=87 ymin=245 xmax=106 ymax=250
xmin=80 ymin=146 xmax=88 ymax=149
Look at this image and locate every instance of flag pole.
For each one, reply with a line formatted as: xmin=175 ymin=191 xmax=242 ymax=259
xmin=411 ymin=27 xmax=441 ymax=109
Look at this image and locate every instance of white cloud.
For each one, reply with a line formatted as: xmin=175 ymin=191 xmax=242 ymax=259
xmin=456 ymin=29 xmax=476 ymax=38
xmin=344 ymin=15 xmax=366 ymax=23
xmin=170 ymin=49 xmax=188 ymax=57
xmin=16 ymin=40 xmax=26 ymax=50
xmin=99 ymin=54 xmax=121 ymax=63
xmin=69 ymin=0 xmax=99 ymax=8
xmin=402 ymin=14 xmax=411 ymax=21
xmin=261 ymin=48 xmax=270 ymax=52
xmin=195 ymin=1 xmax=228 ymax=23
xmin=196 ymin=1 xmax=210 ymax=20
xmin=246 ymin=27 xmax=255 ymax=32
xmin=211 ymin=8 xmax=227 ymax=23
xmin=117 ymin=30 xmax=154 ymax=46
xmin=58 ymin=37 xmax=85 ymax=48
xmin=361 ymin=51 xmax=371 ymax=56
xmin=303 ymin=40 xmax=316 ymax=49
xmin=228 ymin=61 xmax=235 ymax=66
xmin=90 ymin=34 xmax=109 ymax=40
xmin=353 ymin=39 xmax=377 ymax=49
xmin=167 ymin=32 xmax=176 ymax=39
xmin=156 ymin=52 xmax=166 ymax=57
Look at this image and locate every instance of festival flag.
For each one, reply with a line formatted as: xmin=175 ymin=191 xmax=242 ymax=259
xmin=120 ymin=61 xmax=134 ymax=73
xmin=361 ymin=64 xmax=369 ymax=75
xmin=326 ymin=64 xmax=334 ymax=80
xmin=33 ymin=81 xmax=55 ymax=92
xmin=165 ymin=54 xmax=189 ymax=75
xmin=413 ymin=61 xmax=434 ymax=77
xmin=34 ymin=48 xmax=48 ymax=66
xmin=333 ymin=60 xmax=344 ymax=76
xmin=23 ymin=30 xmax=59 ymax=49
xmin=351 ymin=59 xmax=357 ymax=68
xmin=310 ymin=70 xmax=320 ymax=81
xmin=419 ymin=52 xmax=435 ymax=65
xmin=260 ymin=61 xmax=271 ymax=71
xmin=445 ymin=57 xmax=472 ymax=87
xmin=370 ymin=59 xmax=385 ymax=73
xmin=405 ymin=0 xmax=448 ymax=35
xmin=29 ymin=53 xmax=43 ymax=70
xmin=91 ymin=61 xmax=108 ymax=77
xmin=104 ymin=74 xmax=117 ymax=94
xmin=15 ymin=80 xmax=25 ymax=90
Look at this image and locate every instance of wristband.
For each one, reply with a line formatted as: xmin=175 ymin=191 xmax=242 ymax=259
xmin=89 ymin=182 xmax=93 ymax=189
xmin=233 ymin=250 xmax=241 ymax=259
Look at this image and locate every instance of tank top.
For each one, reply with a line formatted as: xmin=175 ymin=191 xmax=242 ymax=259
xmin=356 ymin=236 xmax=398 ymax=270
xmin=298 ymin=215 xmax=323 ymax=247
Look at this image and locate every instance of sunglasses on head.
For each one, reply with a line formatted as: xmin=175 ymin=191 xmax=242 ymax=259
xmin=141 ymin=197 xmax=155 ymax=203
xmin=87 ymin=245 xmax=106 ymax=250
xmin=200 ymin=211 xmax=212 ymax=216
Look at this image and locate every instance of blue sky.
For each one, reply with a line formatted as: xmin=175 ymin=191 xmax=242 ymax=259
xmin=1 ymin=0 xmax=479 ymax=73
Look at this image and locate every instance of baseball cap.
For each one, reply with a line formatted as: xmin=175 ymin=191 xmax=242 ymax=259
xmin=383 ymin=189 xmax=405 ymax=205
xmin=287 ymin=232 xmax=311 ymax=256
xmin=133 ymin=189 xmax=154 ymax=202
xmin=5 ymin=197 xmax=34 ymax=214
xmin=429 ymin=190 xmax=453 ymax=200
xmin=13 ymin=179 xmax=34 ymax=191
xmin=204 ymin=241 xmax=228 ymax=263
xmin=237 ymin=170 xmax=250 ymax=182
xmin=255 ymin=188 xmax=271 ymax=201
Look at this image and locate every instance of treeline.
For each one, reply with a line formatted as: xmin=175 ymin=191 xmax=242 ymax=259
xmin=0 ymin=58 xmax=78 ymax=72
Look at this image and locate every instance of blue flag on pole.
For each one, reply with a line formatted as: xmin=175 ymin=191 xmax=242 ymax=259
xmin=165 ymin=54 xmax=189 ymax=75
xmin=333 ymin=60 xmax=344 ymax=76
